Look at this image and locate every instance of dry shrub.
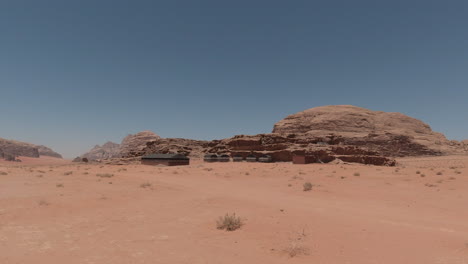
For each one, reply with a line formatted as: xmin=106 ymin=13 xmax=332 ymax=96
xmin=303 ymin=182 xmax=313 ymax=191
xmin=216 ymin=213 xmax=243 ymax=231
xmin=56 ymin=183 xmax=64 ymax=187
xmin=0 ymin=171 xmax=8 ymax=175
xmin=140 ymin=182 xmax=152 ymax=188
xmin=353 ymin=172 xmax=360 ymax=177
xmin=416 ymin=171 xmax=421 ymax=174
xmin=436 ymin=171 xmax=443 ymax=175
xmin=38 ymin=199 xmax=49 ymax=206
xmin=64 ymin=171 xmax=73 ymax=175
xmin=96 ymin=173 xmax=114 ymax=178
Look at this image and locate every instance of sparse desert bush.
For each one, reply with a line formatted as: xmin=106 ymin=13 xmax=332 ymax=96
xmin=140 ymin=182 xmax=152 ymax=188
xmin=455 ymin=170 xmax=462 ymax=174
xmin=56 ymin=183 xmax=64 ymax=187
xmin=83 ymin=172 xmax=89 ymax=175
xmin=353 ymin=172 xmax=360 ymax=177
xmin=303 ymin=182 xmax=313 ymax=191
xmin=216 ymin=213 xmax=243 ymax=231
xmin=64 ymin=171 xmax=73 ymax=175
xmin=96 ymin=173 xmax=114 ymax=178
xmin=436 ymin=171 xmax=443 ymax=175
xmin=117 ymin=168 xmax=127 ymax=172
xmin=37 ymin=170 xmax=45 ymax=173
xmin=416 ymin=171 xmax=421 ymax=174
xmin=0 ymin=171 xmax=8 ymax=175
xmin=420 ymin=174 xmax=426 ymax=177
xmin=38 ymin=199 xmax=49 ymax=206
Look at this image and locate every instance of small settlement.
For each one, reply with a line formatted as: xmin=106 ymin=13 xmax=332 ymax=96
xmin=140 ymin=152 xmax=319 ymax=166
xmin=141 ymin=153 xmax=190 ymax=166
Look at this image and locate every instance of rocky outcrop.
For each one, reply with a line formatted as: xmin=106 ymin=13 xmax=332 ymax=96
xmin=272 ymin=105 xmax=463 ymax=156
xmin=142 ymin=138 xmax=210 ymax=158
xmin=0 ymin=137 xmax=62 ymax=159
xmin=120 ymin=131 xmax=161 ymax=158
xmin=81 ymin=141 xmax=120 ymax=160
xmin=0 ymin=138 xmax=40 ymax=158
xmin=204 ymin=133 xmax=397 ymax=165
xmin=81 ymin=106 xmax=467 ymax=166
xmin=36 ymin=145 xmax=62 ymax=158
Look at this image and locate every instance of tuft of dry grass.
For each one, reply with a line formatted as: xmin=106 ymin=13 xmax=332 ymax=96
xmin=56 ymin=183 xmax=64 ymax=188
xmin=64 ymin=171 xmax=73 ymax=175
xmin=303 ymin=182 xmax=313 ymax=192
xmin=353 ymin=172 xmax=360 ymax=177
xmin=96 ymin=173 xmax=114 ymax=178
xmin=38 ymin=199 xmax=49 ymax=206
xmin=216 ymin=213 xmax=243 ymax=231
xmin=140 ymin=182 xmax=152 ymax=188
xmin=436 ymin=171 xmax=443 ymax=175
xmin=0 ymin=171 xmax=8 ymax=175
xmin=416 ymin=170 xmax=421 ymax=174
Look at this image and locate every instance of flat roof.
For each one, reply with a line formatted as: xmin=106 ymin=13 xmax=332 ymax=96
xmin=142 ymin=153 xmax=189 ymax=160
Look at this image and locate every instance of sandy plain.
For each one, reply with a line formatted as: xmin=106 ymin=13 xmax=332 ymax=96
xmin=1 ymin=156 xmax=468 ymax=264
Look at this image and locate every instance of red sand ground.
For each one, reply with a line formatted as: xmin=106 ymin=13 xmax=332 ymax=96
xmin=1 ymin=156 xmax=468 ymax=263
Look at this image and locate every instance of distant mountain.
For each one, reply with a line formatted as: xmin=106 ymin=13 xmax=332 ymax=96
xmin=0 ymin=137 xmax=62 ymax=160
xmin=80 ymin=131 xmax=162 ymax=161
xmin=80 ymin=141 xmax=121 ymax=160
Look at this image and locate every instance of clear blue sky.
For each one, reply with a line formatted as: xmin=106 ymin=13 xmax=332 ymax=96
xmin=1 ymin=0 xmax=467 ymax=158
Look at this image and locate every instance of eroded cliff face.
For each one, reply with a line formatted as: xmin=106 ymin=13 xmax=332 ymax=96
xmin=0 ymin=138 xmax=62 ymax=160
xmin=36 ymin=145 xmax=62 ymax=158
xmin=272 ymin=105 xmax=464 ymax=156
xmin=80 ymin=106 xmax=467 ymax=166
xmin=119 ymin=131 xmax=161 ymax=158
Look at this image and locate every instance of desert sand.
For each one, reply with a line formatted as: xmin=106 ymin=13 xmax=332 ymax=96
xmin=1 ymin=156 xmax=468 ymax=264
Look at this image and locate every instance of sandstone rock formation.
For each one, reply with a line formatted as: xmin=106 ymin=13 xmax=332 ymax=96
xmin=119 ymin=131 xmax=161 ymax=158
xmin=205 ymin=133 xmax=398 ymax=165
xmin=81 ymin=106 xmax=467 ymax=166
xmin=36 ymin=145 xmax=63 ymax=158
xmin=272 ymin=105 xmax=462 ymax=156
xmin=81 ymin=141 xmax=120 ymax=161
xmin=142 ymin=138 xmax=209 ymax=158
xmin=0 ymin=138 xmax=39 ymax=158
xmin=0 ymin=137 xmax=62 ymax=159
